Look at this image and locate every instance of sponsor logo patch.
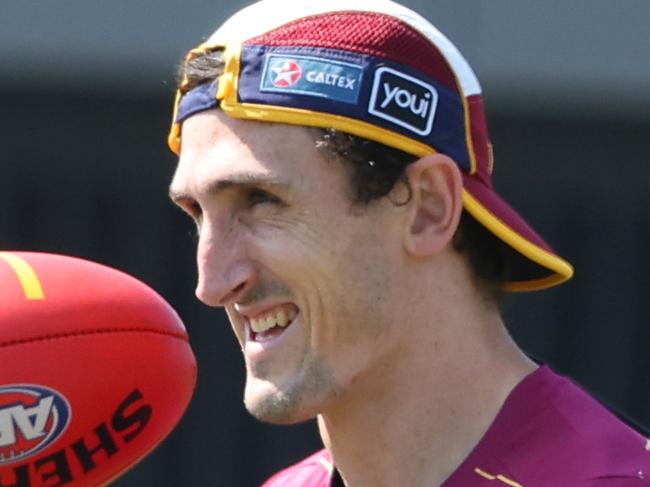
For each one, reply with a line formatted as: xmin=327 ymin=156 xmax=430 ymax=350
xmin=368 ymin=67 xmax=438 ymax=136
xmin=270 ymin=60 xmax=302 ymax=88
xmin=261 ymin=54 xmax=363 ymax=104
xmin=0 ymin=385 xmax=71 ymax=465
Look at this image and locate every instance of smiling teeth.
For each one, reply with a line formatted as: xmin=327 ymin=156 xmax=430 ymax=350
xmin=250 ymin=308 xmax=297 ymax=333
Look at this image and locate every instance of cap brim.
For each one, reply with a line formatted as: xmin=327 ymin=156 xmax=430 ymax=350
xmin=462 ymin=175 xmax=574 ymax=292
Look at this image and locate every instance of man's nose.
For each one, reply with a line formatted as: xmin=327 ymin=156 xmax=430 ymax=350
xmin=194 ymin=217 xmax=256 ymax=307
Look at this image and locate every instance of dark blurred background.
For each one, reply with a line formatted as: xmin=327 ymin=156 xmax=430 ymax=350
xmin=2 ymin=1 xmax=649 ymax=485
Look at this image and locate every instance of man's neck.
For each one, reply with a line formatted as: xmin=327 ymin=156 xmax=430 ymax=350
xmin=317 ymin=311 xmax=536 ymax=487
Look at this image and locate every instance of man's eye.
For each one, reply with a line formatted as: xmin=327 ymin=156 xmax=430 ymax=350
xmin=247 ymin=188 xmax=281 ymax=207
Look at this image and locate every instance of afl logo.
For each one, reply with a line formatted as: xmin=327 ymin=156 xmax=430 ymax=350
xmin=271 ymin=60 xmax=302 ymax=88
xmin=0 ymin=385 xmax=71 ymax=465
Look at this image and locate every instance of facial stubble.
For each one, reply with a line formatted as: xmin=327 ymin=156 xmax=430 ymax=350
xmin=244 ymin=349 xmax=339 ymax=425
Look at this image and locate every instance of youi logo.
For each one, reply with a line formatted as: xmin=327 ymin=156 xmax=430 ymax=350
xmin=0 ymin=385 xmax=71 ymax=465
xmin=368 ymin=67 xmax=438 ymax=136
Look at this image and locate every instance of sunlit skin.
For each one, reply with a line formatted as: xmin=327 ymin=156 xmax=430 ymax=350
xmin=169 ymin=109 xmax=537 ymax=487
xmin=170 ymin=109 xmax=410 ymax=424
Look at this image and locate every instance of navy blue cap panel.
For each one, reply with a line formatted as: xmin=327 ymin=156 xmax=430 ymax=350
xmin=238 ymin=44 xmax=471 ymax=171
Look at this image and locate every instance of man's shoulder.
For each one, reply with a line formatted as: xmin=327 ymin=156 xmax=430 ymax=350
xmin=261 ymin=449 xmax=334 ymax=487
xmin=484 ymin=366 xmax=650 ymax=484
xmin=445 ymin=366 xmax=650 ymax=486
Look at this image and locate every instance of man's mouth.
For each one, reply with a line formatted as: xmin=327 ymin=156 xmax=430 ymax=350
xmin=248 ymin=303 xmax=298 ymax=342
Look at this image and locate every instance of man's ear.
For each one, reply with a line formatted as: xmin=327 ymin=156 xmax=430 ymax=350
xmin=402 ymin=153 xmax=463 ymax=258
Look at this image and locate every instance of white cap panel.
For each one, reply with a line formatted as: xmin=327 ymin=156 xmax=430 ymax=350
xmin=207 ymin=0 xmax=481 ymax=96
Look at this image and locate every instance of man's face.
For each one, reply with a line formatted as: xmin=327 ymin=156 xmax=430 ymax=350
xmin=170 ymin=110 xmax=406 ymax=424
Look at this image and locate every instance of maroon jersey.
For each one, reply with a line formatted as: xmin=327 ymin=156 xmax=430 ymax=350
xmin=261 ymin=366 xmax=650 ymax=486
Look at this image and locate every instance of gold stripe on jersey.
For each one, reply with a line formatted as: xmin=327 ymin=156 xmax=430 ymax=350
xmin=474 ymin=468 xmax=523 ymax=486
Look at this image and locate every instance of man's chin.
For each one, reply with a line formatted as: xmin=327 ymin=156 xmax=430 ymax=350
xmin=244 ymin=387 xmax=312 ymax=425
xmin=243 ymin=359 xmax=337 ymax=424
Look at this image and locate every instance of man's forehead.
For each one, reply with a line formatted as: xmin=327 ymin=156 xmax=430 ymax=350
xmin=170 ymin=113 xmax=330 ymax=198
xmin=180 ymin=110 xmax=319 ymax=157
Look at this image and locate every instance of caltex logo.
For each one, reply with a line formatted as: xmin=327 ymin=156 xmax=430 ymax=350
xmin=271 ymin=60 xmax=302 ymax=88
xmin=0 ymin=385 xmax=71 ymax=465
xmin=260 ymin=53 xmax=364 ymax=104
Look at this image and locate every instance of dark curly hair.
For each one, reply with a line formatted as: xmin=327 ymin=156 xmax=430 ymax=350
xmin=177 ymin=49 xmax=513 ymax=304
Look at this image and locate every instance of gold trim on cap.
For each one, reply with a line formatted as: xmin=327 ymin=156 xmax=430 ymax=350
xmin=462 ymin=190 xmax=574 ymax=291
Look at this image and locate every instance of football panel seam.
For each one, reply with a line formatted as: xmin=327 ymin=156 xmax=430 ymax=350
xmin=0 ymin=328 xmax=190 ymax=349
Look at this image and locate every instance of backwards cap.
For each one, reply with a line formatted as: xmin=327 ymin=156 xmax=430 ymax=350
xmin=168 ymin=0 xmax=574 ymax=292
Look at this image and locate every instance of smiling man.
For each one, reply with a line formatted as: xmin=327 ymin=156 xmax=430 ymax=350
xmin=167 ymin=1 xmax=650 ymax=486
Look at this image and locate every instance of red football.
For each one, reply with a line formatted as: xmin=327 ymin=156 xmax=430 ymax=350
xmin=0 ymin=251 xmax=197 ymax=486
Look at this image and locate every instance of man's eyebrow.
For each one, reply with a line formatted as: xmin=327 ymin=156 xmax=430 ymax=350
xmin=169 ymin=173 xmax=290 ymax=203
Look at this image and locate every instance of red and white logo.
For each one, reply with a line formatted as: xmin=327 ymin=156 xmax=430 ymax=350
xmin=0 ymin=385 xmax=71 ymax=465
xmin=271 ymin=60 xmax=302 ymax=88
